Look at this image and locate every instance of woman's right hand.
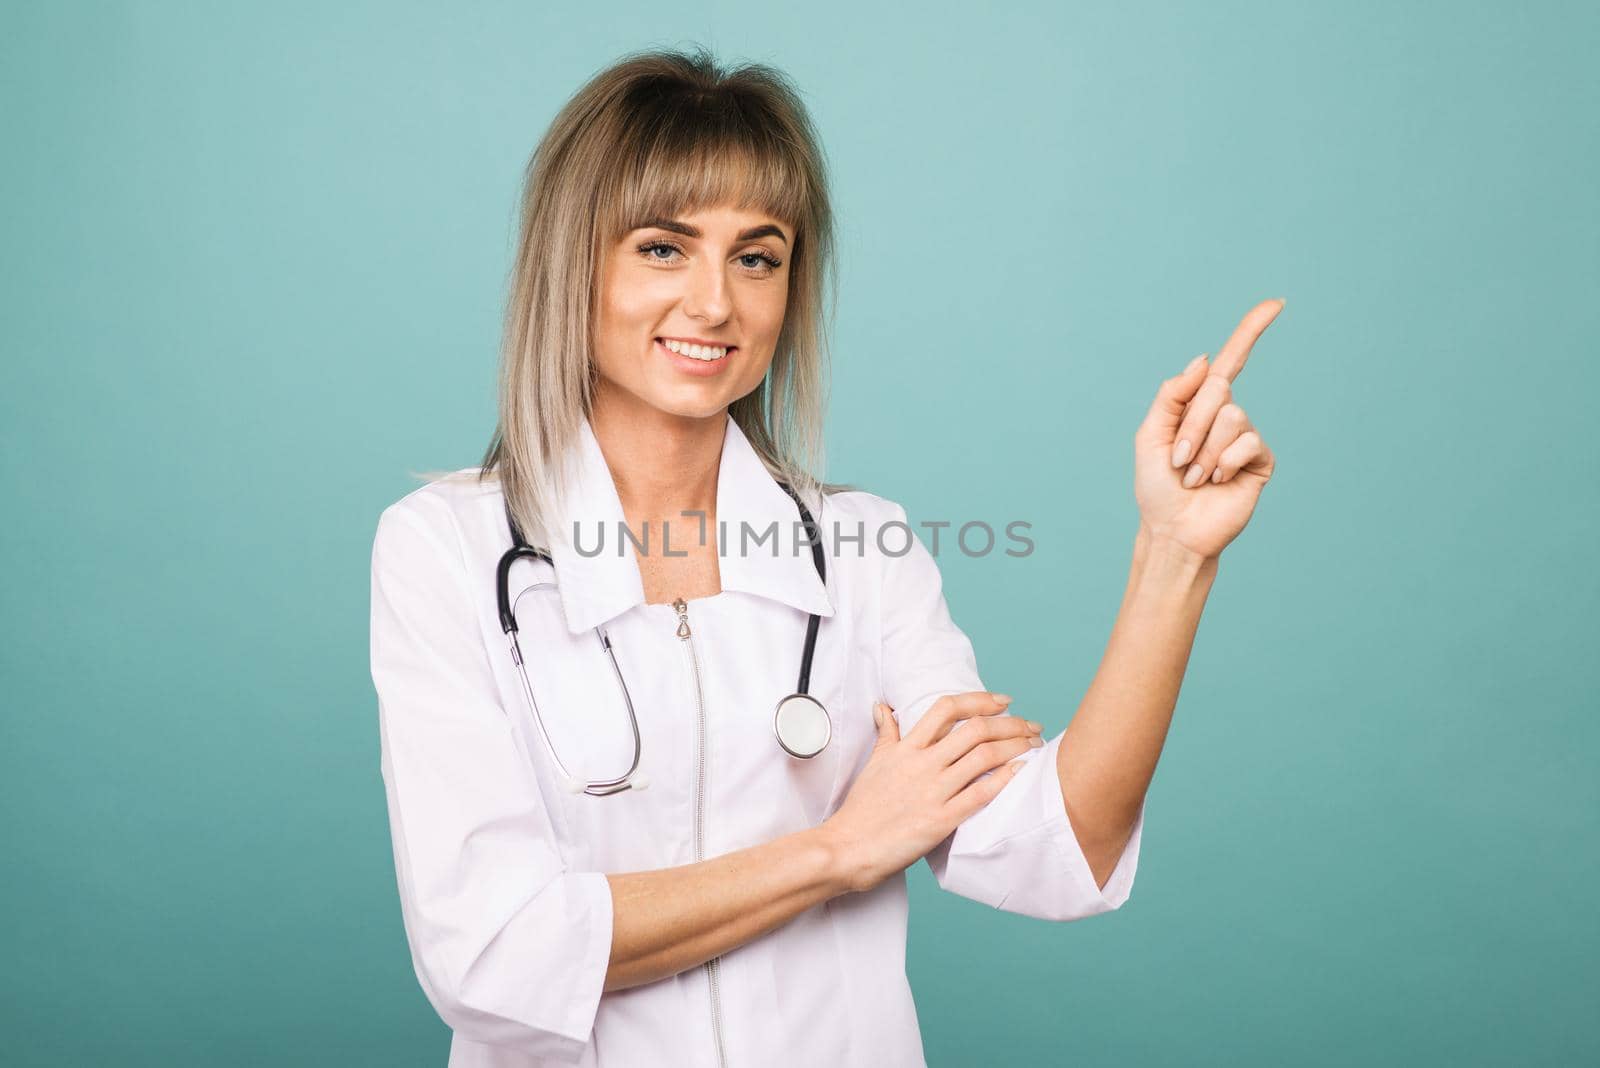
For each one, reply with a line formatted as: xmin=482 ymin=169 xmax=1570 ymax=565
xmin=818 ymin=692 xmax=1045 ymax=894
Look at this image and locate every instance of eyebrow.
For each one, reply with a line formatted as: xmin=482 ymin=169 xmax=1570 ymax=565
xmin=636 ymin=217 xmax=790 ymax=245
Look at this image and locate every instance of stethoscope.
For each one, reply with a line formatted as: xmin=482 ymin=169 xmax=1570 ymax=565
xmin=495 ymin=484 xmax=830 ymax=796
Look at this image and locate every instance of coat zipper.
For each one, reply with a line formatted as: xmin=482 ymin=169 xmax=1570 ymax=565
xmin=673 ymin=598 xmax=729 ymax=1068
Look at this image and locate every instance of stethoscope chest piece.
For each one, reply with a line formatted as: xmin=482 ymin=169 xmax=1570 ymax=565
xmin=773 ymin=693 xmax=832 ymax=759
xmin=499 ymin=479 xmax=832 ymax=785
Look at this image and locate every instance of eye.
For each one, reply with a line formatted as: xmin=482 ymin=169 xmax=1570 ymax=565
xmin=637 ymin=239 xmax=684 ymax=263
xmin=737 ymin=249 xmax=783 ymax=275
xmin=634 ymin=239 xmax=783 ymax=276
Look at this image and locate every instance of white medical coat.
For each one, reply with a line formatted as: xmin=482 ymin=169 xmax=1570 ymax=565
xmin=368 ymin=415 xmax=1144 ymax=1067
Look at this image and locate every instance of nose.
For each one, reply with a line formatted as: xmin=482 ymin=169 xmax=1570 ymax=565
xmin=681 ymin=255 xmax=732 ymax=325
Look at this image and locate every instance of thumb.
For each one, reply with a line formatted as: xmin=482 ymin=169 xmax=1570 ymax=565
xmin=873 ymin=701 xmax=900 ymax=746
xmin=1136 ymin=352 xmax=1209 ymax=446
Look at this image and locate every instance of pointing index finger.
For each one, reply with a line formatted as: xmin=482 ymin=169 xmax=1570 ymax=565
xmin=1210 ymin=298 xmax=1286 ymax=382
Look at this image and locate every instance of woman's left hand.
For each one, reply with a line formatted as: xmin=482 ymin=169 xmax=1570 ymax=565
xmin=1132 ymin=298 xmax=1284 ymax=562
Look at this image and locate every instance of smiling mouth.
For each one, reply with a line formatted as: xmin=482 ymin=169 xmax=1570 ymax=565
xmin=656 ymin=337 xmax=736 ymax=362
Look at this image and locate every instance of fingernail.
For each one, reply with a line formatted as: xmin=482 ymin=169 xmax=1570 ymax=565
xmin=1171 ymin=439 xmax=1192 ymax=467
xmin=1274 ymin=297 xmax=1287 ymax=308
xmin=1029 ymin=735 xmax=1044 ymax=747
xmin=1183 ymin=353 xmax=1207 ymax=374
xmin=990 ymin=693 xmax=1012 ymax=704
xmin=1211 ymin=467 xmax=1224 ymax=483
xmin=1184 ymin=463 xmax=1205 ymax=488
xmin=1026 ymin=720 xmax=1043 ymax=733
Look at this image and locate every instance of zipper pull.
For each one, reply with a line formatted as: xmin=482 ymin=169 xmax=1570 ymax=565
xmin=672 ymin=597 xmax=691 ymax=639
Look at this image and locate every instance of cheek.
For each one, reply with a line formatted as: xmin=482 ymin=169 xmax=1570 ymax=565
xmin=761 ymin=282 xmax=789 ymax=332
xmin=599 ymin=278 xmax=660 ymax=337
xmin=741 ymin=288 xmax=789 ymax=363
xmin=741 ymin=347 xmax=778 ymax=388
xmin=595 ymin=277 xmax=671 ymax=375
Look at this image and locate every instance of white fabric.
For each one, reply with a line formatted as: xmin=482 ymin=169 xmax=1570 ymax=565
xmin=369 ymin=414 xmax=1144 ymax=1067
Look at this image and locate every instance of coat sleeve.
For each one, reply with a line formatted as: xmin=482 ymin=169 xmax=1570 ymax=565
xmin=874 ymin=500 xmax=1144 ymax=922
xmin=370 ymin=494 xmax=613 ymax=1063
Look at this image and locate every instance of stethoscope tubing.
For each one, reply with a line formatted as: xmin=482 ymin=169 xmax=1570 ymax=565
xmin=495 ymin=482 xmax=826 ymax=795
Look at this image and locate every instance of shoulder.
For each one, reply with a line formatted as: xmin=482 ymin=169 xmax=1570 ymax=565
xmin=373 ymin=467 xmax=504 ymax=564
xmin=818 ymin=486 xmax=963 ymax=637
xmin=819 ymin=485 xmax=911 ymax=529
xmin=817 ymin=486 xmax=935 ymax=580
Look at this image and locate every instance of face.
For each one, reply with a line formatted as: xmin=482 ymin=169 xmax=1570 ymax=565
xmin=592 ymin=202 xmax=792 ymax=423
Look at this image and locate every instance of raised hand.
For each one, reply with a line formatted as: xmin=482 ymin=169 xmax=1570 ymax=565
xmin=1132 ymin=298 xmax=1284 ymax=561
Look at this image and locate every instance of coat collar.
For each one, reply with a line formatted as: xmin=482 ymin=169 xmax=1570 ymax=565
xmin=540 ymin=415 xmax=835 ymax=634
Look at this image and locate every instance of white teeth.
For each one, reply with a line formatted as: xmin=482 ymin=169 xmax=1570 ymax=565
xmin=663 ymin=339 xmax=728 ymax=360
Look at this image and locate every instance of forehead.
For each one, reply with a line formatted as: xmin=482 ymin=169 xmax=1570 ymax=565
xmin=631 ymin=203 xmax=791 ymax=237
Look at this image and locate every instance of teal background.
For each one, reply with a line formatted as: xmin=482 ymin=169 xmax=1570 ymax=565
xmin=3 ymin=1 xmax=1595 ymax=1064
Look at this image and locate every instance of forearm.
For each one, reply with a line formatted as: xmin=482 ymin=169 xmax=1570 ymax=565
xmin=1059 ymin=523 xmax=1218 ymax=886
xmin=603 ymin=826 xmax=847 ymax=992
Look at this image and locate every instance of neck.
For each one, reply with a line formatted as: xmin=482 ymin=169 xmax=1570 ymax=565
xmin=589 ymin=385 xmax=725 ymax=523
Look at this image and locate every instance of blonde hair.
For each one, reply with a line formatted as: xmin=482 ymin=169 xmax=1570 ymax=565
xmin=422 ymin=45 xmax=839 ymax=545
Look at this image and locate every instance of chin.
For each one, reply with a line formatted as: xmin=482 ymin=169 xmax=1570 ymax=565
xmin=617 ymin=381 xmax=732 ymax=422
xmin=652 ymin=390 xmax=740 ymax=421
xmin=596 ymin=361 xmax=766 ymax=424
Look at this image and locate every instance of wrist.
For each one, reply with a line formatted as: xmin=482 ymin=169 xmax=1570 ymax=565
xmin=1131 ymin=524 xmax=1220 ymax=604
xmin=1135 ymin=522 xmax=1219 ymax=573
xmin=806 ymin=823 xmax=871 ymax=897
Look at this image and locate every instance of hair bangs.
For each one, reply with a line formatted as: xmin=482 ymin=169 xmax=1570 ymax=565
xmin=600 ymin=97 xmax=811 ymax=244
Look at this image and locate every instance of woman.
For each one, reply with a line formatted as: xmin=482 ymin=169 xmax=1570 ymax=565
xmin=369 ymin=46 xmax=1280 ymax=1068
